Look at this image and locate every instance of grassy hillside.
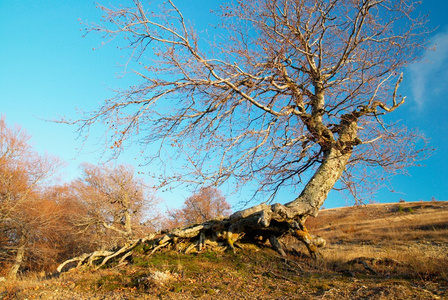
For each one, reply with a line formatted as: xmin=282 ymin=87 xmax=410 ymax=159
xmin=1 ymin=201 xmax=447 ymax=299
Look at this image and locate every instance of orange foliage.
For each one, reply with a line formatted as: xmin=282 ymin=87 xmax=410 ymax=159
xmin=165 ymin=187 xmax=231 ymax=229
xmin=0 ymin=117 xmax=64 ymax=277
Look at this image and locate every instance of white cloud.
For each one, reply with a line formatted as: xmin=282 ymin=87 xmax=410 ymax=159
xmin=409 ymin=28 xmax=448 ymax=109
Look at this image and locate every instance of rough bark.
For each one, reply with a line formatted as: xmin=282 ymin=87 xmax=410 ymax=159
xmin=286 ymin=147 xmax=353 ymax=219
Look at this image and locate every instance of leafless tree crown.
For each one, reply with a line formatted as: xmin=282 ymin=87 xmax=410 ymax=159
xmin=75 ymin=0 xmax=430 ymax=203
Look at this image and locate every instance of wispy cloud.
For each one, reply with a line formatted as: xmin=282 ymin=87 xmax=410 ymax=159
xmin=409 ymin=28 xmax=448 ymax=109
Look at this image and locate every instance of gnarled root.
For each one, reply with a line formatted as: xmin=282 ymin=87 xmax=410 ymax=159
xmin=57 ymin=204 xmax=326 ymax=273
xmin=290 ymin=220 xmax=325 ymax=259
xmin=269 ymin=235 xmax=286 ymax=257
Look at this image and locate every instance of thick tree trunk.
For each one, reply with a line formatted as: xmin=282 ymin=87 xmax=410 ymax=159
xmin=226 ymin=146 xmax=352 ymax=258
xmin=286 ymin=147 xmax=352 ymax=218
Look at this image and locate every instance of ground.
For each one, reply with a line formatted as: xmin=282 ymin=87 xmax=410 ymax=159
xmin=1 ymin=201 xmax=447 ymax=299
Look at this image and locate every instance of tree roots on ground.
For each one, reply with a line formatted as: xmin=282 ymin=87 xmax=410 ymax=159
xmin=58 ymin=203 xmax=326 ymax=273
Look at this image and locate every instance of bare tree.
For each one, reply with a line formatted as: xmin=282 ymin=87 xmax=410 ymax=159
xmin=39 ymin=185 xmax=98 ymax=266
xmin=0 ymin=117 xmax=62 ymax=278
xmin=166 ymin=187 xmax=231 ymax=228
xmin=71 ymin=163 xmax=158 ymax=248
xmin=62 ymin=0 xmax=431 ymax=264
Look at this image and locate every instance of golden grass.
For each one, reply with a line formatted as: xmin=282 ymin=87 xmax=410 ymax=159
xmin=308 ymin=201 xmax=448 ymax=243
xmin=302 ymin=201 xmax=448 ymax=280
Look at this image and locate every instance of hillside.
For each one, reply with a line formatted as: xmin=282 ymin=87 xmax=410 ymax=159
xmin=1 ymin=201 xmax=447 ymax=299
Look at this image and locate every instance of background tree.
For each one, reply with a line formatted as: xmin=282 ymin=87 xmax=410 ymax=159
xmin=0 ymin=117 xmax=62 ymax=278
xmin=71 ymin=163 xmax=159 ymax=248
xmin=65 ymin=0 xmax=431 ymax=260
xmin=166 ymin=187 xmax=231 ymax=228
xmin=13 ymin=196 xmax=72 ymax=274
xmin=41 ymin=184 xmax=102 ymax=263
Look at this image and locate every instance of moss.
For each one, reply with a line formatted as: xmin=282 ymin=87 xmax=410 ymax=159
xmin=145 ymin=252 xmax=177 ymax=269
xmin=133 ymin=244 xmax=152 ymax=254
xmin=201 ymin=250 xmax=221 ymax=262
xmin=132 ymin=256 xmax=150 ymax=267
xmin=96 ymin=274 xmax=129 ymax=291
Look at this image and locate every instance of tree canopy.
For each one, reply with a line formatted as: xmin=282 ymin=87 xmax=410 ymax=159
xmin=166 ymin=187 xmax=232 ymax=228
xmin=74 ymin=0 xmax=430 ymax=208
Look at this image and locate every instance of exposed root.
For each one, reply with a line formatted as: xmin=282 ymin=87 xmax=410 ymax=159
xmin=269 ymin=235 xmax=286 ymax=257
xmin=57 ymin=253 xmax=92 ymax=273
xmin=151 ymin=242 xmax=170 ymax=255
xmin=96 ymin=238 xmax=143 ymax=270
xmin=57 ymin=204 xmax=327 ymax=273
xmin=290 ymin=220 xmax=325 ymax=259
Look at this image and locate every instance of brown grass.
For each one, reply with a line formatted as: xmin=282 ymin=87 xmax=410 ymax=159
xmin=304 ymin=201 xmax=448 ymax=281
xmin=1 ymin=201 xmax=447 ymax=299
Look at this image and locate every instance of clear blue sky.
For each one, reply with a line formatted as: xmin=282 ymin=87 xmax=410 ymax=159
xmin=1 ymin=0 xmax=447 ymax=210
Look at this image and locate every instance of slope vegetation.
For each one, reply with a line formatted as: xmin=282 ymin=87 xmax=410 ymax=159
xmin=1 ymin=201 xmax=447 ymax=299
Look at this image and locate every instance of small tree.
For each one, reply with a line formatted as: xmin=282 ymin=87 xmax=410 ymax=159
xmin=42 ymin=184 xmax=101 ymax=262
xmin=166 ymin=187 xmax=231 ymax=228
xmin=71 ymin=163 xmax=158 ymax=248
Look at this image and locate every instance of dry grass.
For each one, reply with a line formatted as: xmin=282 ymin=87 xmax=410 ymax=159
xmin=304 ymin=201 xmax=448 ymax=281
xmin=307 ymin=201 xmax=448 ymax=244
xmin=1 ymin=201 xmax=447 ymax=299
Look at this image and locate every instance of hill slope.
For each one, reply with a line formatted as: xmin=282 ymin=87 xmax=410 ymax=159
xmin=1 ymin=201 xmax=447 ymax=299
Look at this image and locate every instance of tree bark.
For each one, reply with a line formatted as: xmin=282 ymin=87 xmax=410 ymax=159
xmin=286 ymin=147 xmax=352 ymax=219
xmin=8 ymin=234 xmax=27 ymax=279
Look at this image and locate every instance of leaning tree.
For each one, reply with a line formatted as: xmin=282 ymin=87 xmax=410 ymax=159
xmin=59 ymin=0 xmax=431 ymax=269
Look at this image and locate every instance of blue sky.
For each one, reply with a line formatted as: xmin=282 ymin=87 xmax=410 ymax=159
xmin=1 ymin=0 xmax=447 ymax=210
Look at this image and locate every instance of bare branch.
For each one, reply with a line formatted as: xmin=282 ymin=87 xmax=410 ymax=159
xmin=70 ymin=0 xmax=430 ymax=207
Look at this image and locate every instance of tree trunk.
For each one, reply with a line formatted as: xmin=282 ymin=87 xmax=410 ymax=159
xmin=286 ymin=147 xmax=352 ymax=219
xmin=8 ymin=234 xmax=27 ymax=280
xmin=123 ymin=192 xmax=132 ymax=238
xmin=124 ymin=209 xmax=132 ymax=238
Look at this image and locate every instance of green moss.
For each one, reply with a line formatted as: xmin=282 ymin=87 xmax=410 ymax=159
xmin=132 ymin=256 xmax=150 ymax=267
xmin=133 ymin=244 xmax=152 ymax=254
xmin=201 ymin=251 xmax=221 ymax=262
xmin=96 ymin=274 xmax=128 ymax=291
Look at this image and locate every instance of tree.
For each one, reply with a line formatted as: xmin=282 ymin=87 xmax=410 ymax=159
xmin=62 ymin=0 xmax=430 ymax=264
xmin=71 ymin=163 xmax=159 ymax=248
xmin=42 ymin=184 xmax=103 ymax=261
xmin=0 ymin=117 xmax=62 ymax=278
xmin=166 ymin=187 xmax=232 ymax=228
xmin=13 ymin=196 xmax=73 ymax=274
